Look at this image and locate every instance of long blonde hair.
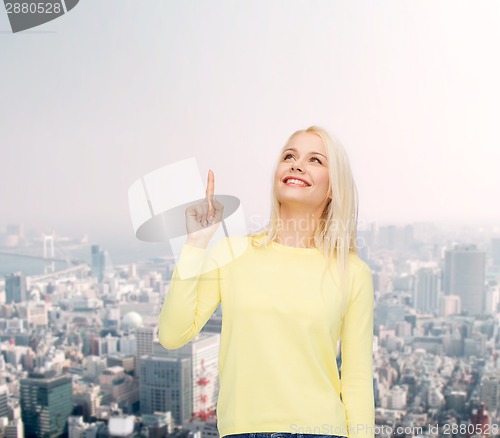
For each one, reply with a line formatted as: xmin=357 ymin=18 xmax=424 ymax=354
xmin=249 ymin=125 xmax=360 ymax=317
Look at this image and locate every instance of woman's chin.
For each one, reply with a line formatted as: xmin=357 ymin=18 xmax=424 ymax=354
xmin=278 ymin=198 xmax=317 ymax=208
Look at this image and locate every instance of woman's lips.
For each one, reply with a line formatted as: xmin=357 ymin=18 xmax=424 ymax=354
xmin=283 ymin=180 xmax=311 ymax=187
xmin=283 ymin=176 xmax=311 ymax=186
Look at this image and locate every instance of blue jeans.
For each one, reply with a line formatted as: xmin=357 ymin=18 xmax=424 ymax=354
xmin=223 ymin=434 xmax=347 ymax=438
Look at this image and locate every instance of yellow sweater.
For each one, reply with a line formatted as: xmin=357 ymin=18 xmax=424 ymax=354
xmin=158 ymin=233 xmax=375 ymax=438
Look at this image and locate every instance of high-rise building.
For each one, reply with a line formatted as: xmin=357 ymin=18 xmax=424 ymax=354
xmin=136 ymin=326 xmax=155 ymax=361
xmin=152 ymin=332 xmax=220 ymax=420
xmin=139 ymin=355 xmax=192 ymax=426
xmin=414 ymin=268 xmax=439 ymax=314
xmin=0 ymin=384 xmax=8 ymax=418
xmin=5 ymin=272 xmax=27 ymax=304
xmin=20 ymin=371 xmax=73 ymax=437
xmin=442 ymin=249 xmax=452 ymax=294
xmin=443 ymin=244 xmax=486 ymax=315
xmin=91 ymin=244 xmax=113 ymax=282
xmin=491 ymin=238 xmax=500 ymax=267
xmin=3 ymin=418 xmax=24 ymax=438
xmin=485 ymin=284 xmax=500 ymax=315
xmin=480 ymin=372 xmax=500 ymax=413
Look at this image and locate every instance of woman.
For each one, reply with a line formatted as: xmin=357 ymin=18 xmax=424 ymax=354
xmin=158 ymin=126 xmax=375 ymax=438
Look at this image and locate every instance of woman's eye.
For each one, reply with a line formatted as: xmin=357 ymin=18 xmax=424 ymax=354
xmin=283 ymin=153 xmax=322 ymax=164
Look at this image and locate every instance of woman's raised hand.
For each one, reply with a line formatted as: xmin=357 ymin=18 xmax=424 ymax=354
xmin=185 ymin=169 xmax=224 ymax=248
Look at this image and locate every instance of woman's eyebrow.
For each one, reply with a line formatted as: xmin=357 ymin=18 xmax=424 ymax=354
xmin=283 ymin=147 xmax=327 ymax=160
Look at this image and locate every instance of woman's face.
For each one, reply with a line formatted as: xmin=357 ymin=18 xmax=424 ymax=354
xmin=274 ymin=131 xmax=331 ymax=214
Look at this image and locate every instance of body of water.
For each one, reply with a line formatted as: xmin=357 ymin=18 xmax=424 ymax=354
xmin=0 ymin=240 xmax=174 ymax=277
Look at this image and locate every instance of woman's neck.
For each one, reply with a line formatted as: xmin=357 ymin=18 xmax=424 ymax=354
xmin=275 ymin=206 xmax=322 ymax=248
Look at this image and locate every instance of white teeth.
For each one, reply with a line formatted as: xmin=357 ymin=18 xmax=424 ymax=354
xmin=285 ymin=178 xmax=309 ymax=187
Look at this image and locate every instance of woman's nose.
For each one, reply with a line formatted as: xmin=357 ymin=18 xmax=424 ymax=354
xmin=290 ymin=163 xmax=303 ymax=172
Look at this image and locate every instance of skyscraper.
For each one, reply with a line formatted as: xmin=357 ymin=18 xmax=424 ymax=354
xmin=20 ymin=371 xmax=73 ymax=437
xmin=443 ymin=244 xmax=486 ymax=316
xmin=152 ymin=333 xmax=220 ymax=421
xmin=414 ymin=267 xmax=439 ymax=314
xmin=135 ymin=326 xmax=155 ymax=363
xmin=0 ymin=384 xmax=8 ymax=418
xmin=491 ymin=238 xmax=500 ymax=267
xmin=5 ymin=272 xmax=27 ymax=304
xmin=91 ymin=244 xmax=113 ymax=282
xmin=139 ymin=355 xmax=192 ymax=426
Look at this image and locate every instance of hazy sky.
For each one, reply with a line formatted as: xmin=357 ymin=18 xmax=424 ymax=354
xmin=1 ymin=0 xmax=499 ymax=248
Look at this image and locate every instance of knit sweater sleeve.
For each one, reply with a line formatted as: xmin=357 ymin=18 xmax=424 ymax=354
xmin=340 ymin=262 xmax=375 ymax=438
xmin=157 ymin=240 xmax=222 ymax=350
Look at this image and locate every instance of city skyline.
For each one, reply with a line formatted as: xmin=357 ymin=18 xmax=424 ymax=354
xmin=1 ymin=218 xmax=499 ymax=437
xmin=2 ymin=1 xmax=500 ymax=437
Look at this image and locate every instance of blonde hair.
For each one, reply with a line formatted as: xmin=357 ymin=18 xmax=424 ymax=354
xmin=249 ymin=125 xmax=360 ymax=317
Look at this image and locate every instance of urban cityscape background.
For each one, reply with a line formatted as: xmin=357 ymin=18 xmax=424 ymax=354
xmin=2 ymin=1 xmax=500 ymax=437
xmin=0 ymin=221 xmax=499 ymax=437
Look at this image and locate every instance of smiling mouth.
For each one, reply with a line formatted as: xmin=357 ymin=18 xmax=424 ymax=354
xmin=283 ymin=177 xmax=311 ymax=187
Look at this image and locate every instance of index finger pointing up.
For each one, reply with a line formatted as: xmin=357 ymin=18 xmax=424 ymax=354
xmin=206 ymin=169 xmax=215 ymax=217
